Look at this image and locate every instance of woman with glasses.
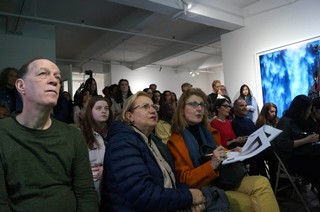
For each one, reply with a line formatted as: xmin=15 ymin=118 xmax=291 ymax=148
xmin=167 ymin=88 xmax=279 ymax=212
xmin=213 ymin=98 xmax=277 ymax=187
xmin=210 ymin=98 xmax=247 ymax=149
xmin=100 ymin=91 xmax=206 ymax=211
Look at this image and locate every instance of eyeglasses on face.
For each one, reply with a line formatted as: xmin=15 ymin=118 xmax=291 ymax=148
xmin=186 ymin=101 xmax=207 ymax=108
xmin=130 ymin=103 xmax=159 ymax=112
xmin=221 ymin=104 xmax=232 ymax=109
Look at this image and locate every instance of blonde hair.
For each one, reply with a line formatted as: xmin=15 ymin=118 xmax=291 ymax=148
xmin=211 ymin=80 xmax=221 ymax=89
xmin=171 ymin=88 xmax=209 ymax=133
xmin=120 ymin=91 xmax=150 ymax=123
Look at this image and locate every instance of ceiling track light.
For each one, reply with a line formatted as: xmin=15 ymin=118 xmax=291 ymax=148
xmin=181 ymin=0 xmax=192 ymax=14
xmin=189 ymin=70 xmax=200 ymax=77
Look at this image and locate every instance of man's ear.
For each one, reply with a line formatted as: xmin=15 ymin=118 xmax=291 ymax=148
xmin=15 ymin=79 xmax=25 ymax=95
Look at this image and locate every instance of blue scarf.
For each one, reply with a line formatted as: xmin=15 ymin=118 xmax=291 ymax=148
xmin=182 ymin=124 xmax=217 ymax=167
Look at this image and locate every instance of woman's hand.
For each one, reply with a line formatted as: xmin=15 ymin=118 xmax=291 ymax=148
xmin=76 ymin=83 xmax=85 ymax=93
xmin=231 ymin=146 xmax=242 ymax=152
xmin=211 ymin=145 xmax=227 ymax=170
xmin=294 ymin=133 xmax=319 ymax=147
xmin=305 ymin=134 xmax=319 ymax=143
xmin=91 ymin=164 xmax=103 ymax=180
xmin=191 ymin=204 xmax=206 ymax=212
xmin=189 ymin=189 xmax=206 ymax=211
xmin=235 ymin=136 xmax=248 ymax=143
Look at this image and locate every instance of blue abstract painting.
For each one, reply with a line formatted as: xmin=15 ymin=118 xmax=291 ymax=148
xmin=259 ymin=39 xmax=320 ymax=117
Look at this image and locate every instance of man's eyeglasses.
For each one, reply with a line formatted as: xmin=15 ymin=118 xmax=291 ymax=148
xmin=186 ymin=101 xmax=207 ymax=108
xmin=221 ymin=104 xmax=232 ymax=109
xmin=130 ymin=103 xmax=159 ymax=112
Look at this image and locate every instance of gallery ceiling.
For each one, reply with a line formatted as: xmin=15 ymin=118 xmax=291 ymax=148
xmin=0 ymin=0 xmax=298 ymax=73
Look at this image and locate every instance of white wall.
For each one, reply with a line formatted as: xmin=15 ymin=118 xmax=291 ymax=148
xmin=66 ymin=61 xmax=224 ymax=99
xmin=110 ymin=64 xmax=224 ymax=97
xmin=0 ymin=21 xmax=55 ymax=70
xmin=221 ymin=0 xmax=320 ymax=107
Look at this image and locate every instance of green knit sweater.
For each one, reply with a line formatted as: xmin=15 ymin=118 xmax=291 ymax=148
xmin=0 ymin=117 xmax=98 ymax=212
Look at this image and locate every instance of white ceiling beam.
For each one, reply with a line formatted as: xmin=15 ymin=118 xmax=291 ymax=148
xmin=128 ymin=27 xmax=225 ymax=70
xmin=148 ymin=0 xmax=245 ymax=30
xmin=75 ymin=9 xmax=157 ymax=63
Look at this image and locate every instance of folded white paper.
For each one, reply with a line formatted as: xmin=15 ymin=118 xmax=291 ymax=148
xmin=222 ymin=125 xmax=282 ymax=165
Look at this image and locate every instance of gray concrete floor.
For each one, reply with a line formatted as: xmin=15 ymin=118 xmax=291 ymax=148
xmin=276 ymin=182 xmax=319 ymax=212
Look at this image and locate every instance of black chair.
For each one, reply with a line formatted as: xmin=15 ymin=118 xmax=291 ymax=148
xmin=273 ymin=150 xmax=311 ymax=212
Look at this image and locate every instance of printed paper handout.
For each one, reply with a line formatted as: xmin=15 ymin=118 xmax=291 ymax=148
xmin=222 ymin=125 xmax=282 ymax=165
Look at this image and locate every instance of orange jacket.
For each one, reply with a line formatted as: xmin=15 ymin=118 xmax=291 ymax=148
xmin=167 ymin=126 xmax=221 ymax=189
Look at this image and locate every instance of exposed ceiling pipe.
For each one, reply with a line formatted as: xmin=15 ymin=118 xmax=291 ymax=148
xmin=56 ymin=57 xmax=191 ymax=72
xmin=0 ymin=11 xmax=219 ymax=49
xmin=244 ymin=0 xmax=299 ymax=18
xmin=12 ymin=0 xmax=25 ymax=33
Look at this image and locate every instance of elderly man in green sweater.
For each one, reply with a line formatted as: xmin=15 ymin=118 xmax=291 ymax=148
xmin=0 ymin=58 xmax=99 ymax=211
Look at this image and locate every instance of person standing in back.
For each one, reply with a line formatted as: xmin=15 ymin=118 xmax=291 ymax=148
xmin=181 ymin=82 xmax=193 ymax=94
xmin=238 ymin=84 xmax=259 ymax=122
xmin=112 ymin=79 xmax=133 ymax=120
xmin=208 ymin=80 xmax=222 ymax=119
xmin=74 ymin=77 xmax=98 ymax=107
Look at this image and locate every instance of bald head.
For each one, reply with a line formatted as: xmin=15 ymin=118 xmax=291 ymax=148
xmin=233 ymin=99 xmax=248 ymax=117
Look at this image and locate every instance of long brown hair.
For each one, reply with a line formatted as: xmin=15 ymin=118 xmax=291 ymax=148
xmin=80 ymin=95 xmax=113 ymax=149
xmin=255 ymin=102 xmax=278 ymax=128
xmin=171 ymin=88 xmax=209 ymax=133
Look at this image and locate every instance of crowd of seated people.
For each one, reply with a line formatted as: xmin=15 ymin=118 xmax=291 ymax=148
xmin=2 ymin=59 xmax=320 ymax=211
xmin=274 ymin=95 xmax=320 ymax=202
xmin=167 ymin=88 xmax=279 ymax=211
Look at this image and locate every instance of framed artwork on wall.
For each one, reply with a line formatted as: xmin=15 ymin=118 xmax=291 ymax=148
xmin=257 ymin=37 xmax=320 ymax=117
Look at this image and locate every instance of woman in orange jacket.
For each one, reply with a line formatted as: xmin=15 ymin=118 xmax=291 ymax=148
xmin=167 ymin=88 xmax=279 ymax=212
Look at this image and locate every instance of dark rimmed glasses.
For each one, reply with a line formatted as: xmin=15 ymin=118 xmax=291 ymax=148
xmin=221 ymin=104 xmax=232 ymax=109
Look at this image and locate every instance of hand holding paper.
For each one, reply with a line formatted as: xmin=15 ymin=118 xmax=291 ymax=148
xmin=222 ymin=125 xmax=282 ymax=165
